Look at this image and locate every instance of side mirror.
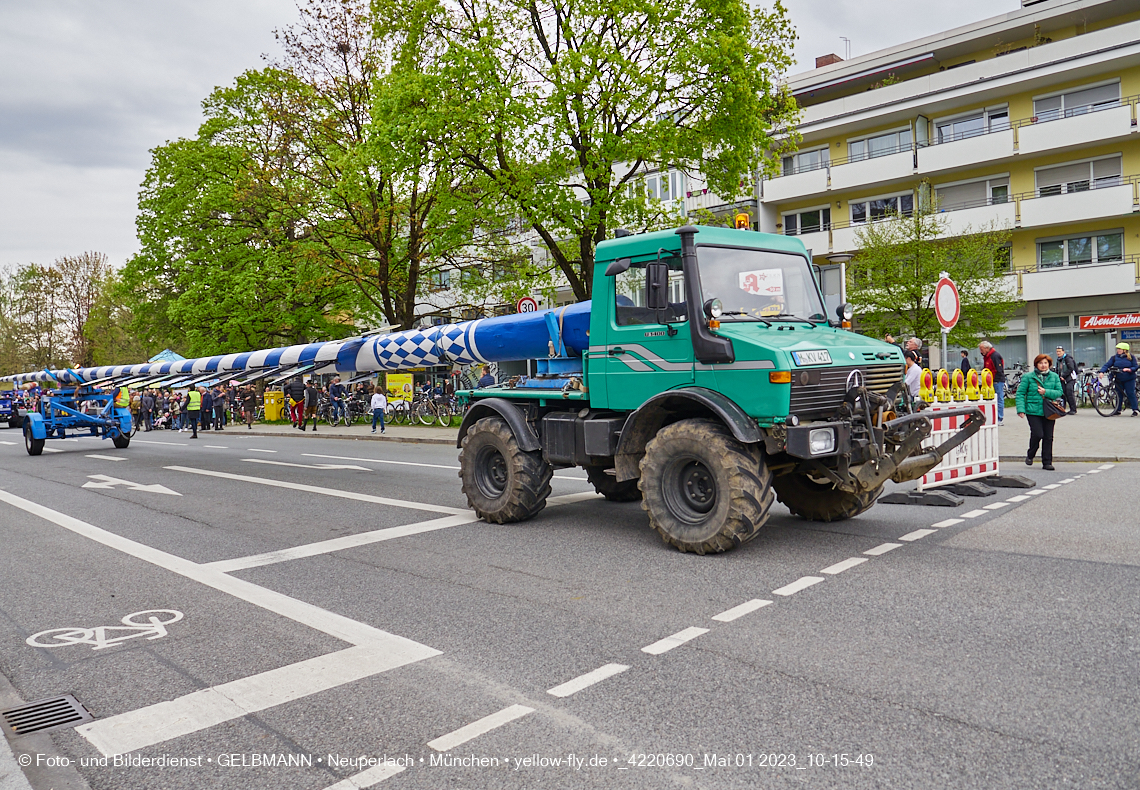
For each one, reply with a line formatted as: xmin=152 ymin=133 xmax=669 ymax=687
xmin=645 ymin=262 xmax=669 ymax=310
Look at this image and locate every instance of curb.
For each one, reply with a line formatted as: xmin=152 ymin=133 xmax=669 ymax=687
xmin=998 ymin=455 xmax=1137 ymax=463
xmin=227 ymin=429 xmax=456 ymax=446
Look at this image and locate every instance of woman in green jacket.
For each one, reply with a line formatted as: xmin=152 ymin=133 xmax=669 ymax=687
xmin=1016 ymin=353 xmax=1064 ymax=470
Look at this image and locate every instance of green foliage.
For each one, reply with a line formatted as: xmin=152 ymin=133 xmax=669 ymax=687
xmin=848 ymin=202 xmax=1020 ymax=347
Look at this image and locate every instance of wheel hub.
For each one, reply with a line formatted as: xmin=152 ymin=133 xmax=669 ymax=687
xmin=662 ymin=455 xmax=718 ymax=523
xmin=474 ymin=446 xmax=509 ymax=498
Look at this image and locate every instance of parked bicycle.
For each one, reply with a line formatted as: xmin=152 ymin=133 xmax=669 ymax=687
xmin=1092 ymin=369 xmax=1121 ymax=416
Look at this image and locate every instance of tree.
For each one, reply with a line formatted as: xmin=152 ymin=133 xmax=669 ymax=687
xmin=56 ymin=251 xmax=112 ymax=367
xmin=378 ymin=0 xmax=798 ymax=300
xmin=848 ymin=204 xmax=1020 ymax=347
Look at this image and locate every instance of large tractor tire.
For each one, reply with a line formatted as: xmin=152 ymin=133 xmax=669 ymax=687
xmin=459 ymin=416 xmax=552 ymax=523
xmin=638 ymin=418 xmax=773 ymax=554
xmin=24 ymin=423 xmax=44 ymax=456
xmin=773 ymin=473 xmax=881 ymax=522
xmin=112 ymin=433 xmax=131 ymax=449
xmin=585 ymin=465 xmax=641 ymax=502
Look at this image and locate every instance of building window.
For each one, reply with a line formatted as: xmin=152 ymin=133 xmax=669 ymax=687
xmin=1037 ymin=230 xmax=1124 ymax=269
xmin=636 ymin=170 xmax=686 ymax=202
xmin=850 ymin=192 xmax=913 ymax=225
xmin=783 ymin=207 xmax=831 ymax=236
xmin=1035 ymin=155 xmax=1122 ymax=197
xmin=426 ymin=269 xmax=451 ymax=292
xmin=847 ymin=128 xmax=911 ymax=162
xmin=781 ymin=147 xmax=830 ymax=176
xmin=1033 ymin=82 xmax=1121 ymax=122
xmin=613 ymin=255 xmax=686 ymax=326
xmin=934 ymin=106 xmax=1009 ymax=144
xmin=934 ymin=176 xmax=1009 ymax=211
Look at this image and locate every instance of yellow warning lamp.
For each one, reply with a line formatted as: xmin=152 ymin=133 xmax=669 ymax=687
xmin=965 ymin=369 xmax=980 ymax=401
xmin=951 ymin=369 xmax=965 ymax=401
xmin=979 ymin=368 xmax=995 ymax=400
xmin=919 ymin=368 xmax=934 ymax=402
xmin=735 ymin=213 xmax=750 ymax=230
xmin=935 ymin=369 xmax=952 ymax=402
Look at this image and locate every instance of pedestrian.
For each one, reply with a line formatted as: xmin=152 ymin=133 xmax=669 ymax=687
xmin=172 ymin=393 xmax=184 ymax=431
xmin=284 ymin=376 xmax=306 ymax=428
xmin=329 ymin=376 xmax=346 ymax=423
xmin=1100 ymin=342 xmax=1139 ymax=416
xmin=213 ymin=386 xmax=227 ymax=430
xmin=477 ymin=366 xmax=496 ymax=388
xmin=979 ymin=341 xmax=1007 ymax=424
xmin=200 ymin=386 xmax=213 ymax=431
xmin=141 ymin=390 xmax=154 ymax=431
xmin=1015 ymin=354 xmax=1063 ymax=471
xmin=370 ymin=385 xmax=387 ymax=434
xmin=302 ymin=379 xmax=319 ymax=431
xmin=1054 ymin=346 xmax=1078 ymax=415
xmin=186 ymin=386 xmax=202 ymax=439
xmin=959 ymin=350 xmax=971 ymax=379
xmin=904 ymin=350 xmax=921 ymax=404
xmin=242 ymin=386 xmax=257 ymax=429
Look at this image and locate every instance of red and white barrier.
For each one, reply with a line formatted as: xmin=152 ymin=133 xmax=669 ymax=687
xmin=917 ymin=398 xmax=999 ymax=491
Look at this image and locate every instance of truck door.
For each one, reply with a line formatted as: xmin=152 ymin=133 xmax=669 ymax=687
xmin=600 ymin=256 xmax=694 ymax=410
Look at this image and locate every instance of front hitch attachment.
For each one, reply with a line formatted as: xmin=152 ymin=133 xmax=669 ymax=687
xmin=851 ymin=405 xmax=987 ymax=492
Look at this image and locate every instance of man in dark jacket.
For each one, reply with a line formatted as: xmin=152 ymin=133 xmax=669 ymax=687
xmin=302 ymin=380 xmax=319 ymax=431
xmin=979 ymin=341 xmax=1006 ymax=423
xmin=1101 ymin=342 xmax=1139 ymax=416
xmin=200 ymin=388 xmax=214 ymax=431
xmin=959 ymin=350 xmax=971 ymax=379
xmin=284 ymin=377 xmax=306 ymax=428
xmin=140 ymin=391 xmax=155 ymax=431
xmin=1055 ymin=346 xmax=1078 ymax=414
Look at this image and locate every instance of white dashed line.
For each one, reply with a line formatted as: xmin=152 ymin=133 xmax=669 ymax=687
xmin=1026 ymin=489 xmax=1046 ymax=495
xmin=427 ymin=705 xmax=534 ymax=752
xmin=1058 ymin=478 xmax=1075 ymax=484
xmin=820 ymin=558 xmax=867 ymax=575
xmin=134 ymin=440 xmax=188 ymax=446
xmin=931 ymin=518 xmax=963 ymax=528
xmin=899 ymin=529 xmax=936 ymax=542
xmin=864 ymin=543 xmax=902 ymax=556
xmin=547 ymin=663 xmax=629 ymax=697
xmin=204 ymin=445 xmax=227 ymax=449
xmin=772 ymin=576 xmax=825 ymax=596
xmin=711 ymin=599 xmax=772 ymax=622
xmin=1099 ymin=464 xmax=1115 ymax=469
xmin=246 ymin=448 xmax=277 ymax=453
xmin=1088 ymin=469 xmax=1101 ymax=474
xmin=85 ymin=454 xmax=126 ymax=462
xmin=41 ymin=447 xmax=62 ymax=453
xmin=983 ymin=502 xmax=1010 ymax=510
xmin=0 ymin=440 xmax=15 ymax=445
xmin=1005 ymin=495 xmax=1030 ymax=502
xmin=1043 ymin=484 xmax=1061 ymax=489
xmin=642 ymin=627 xmax=709 ymax=655
xmin=961 ymin=509 xmax=988 ymax=518
xmin=321 ymin=761 xmax=405 ymax=789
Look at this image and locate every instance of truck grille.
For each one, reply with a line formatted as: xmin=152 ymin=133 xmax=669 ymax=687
xmin=789 ymin=364 xmax=903 ymax=420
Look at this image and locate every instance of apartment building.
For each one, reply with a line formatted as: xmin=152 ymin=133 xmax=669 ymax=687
xmin=757 ymin=0 xmax=1140 ymax=368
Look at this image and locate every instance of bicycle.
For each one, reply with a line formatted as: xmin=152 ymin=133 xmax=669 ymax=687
xmin=1092 ymin=370 xmax=1119 ymax=416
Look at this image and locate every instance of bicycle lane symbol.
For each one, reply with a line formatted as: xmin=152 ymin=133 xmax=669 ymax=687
xmin=26 ymin=610 xmax=183 ymax=651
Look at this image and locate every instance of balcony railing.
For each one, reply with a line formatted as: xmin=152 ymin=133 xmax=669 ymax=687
xmin=1011 ymin=93 xmax=1140 ymax=128
xmin=1011 ymin=173 xmax=1139 ymax=203
xmin=829 ymin=142 xmax=914 ymax=168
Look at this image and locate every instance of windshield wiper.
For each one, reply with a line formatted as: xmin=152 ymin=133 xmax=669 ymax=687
xmin=767 ymin=315 xmax=820 ymax=328
xmin=720 ymin=311 xmax=772 ymax=327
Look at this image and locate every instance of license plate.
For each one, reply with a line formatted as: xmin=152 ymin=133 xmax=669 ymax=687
xmin=791 ymin=350 xmax=832 ymax=366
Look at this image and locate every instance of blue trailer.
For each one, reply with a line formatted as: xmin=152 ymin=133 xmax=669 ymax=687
xmin=22 ymin=372 xmax=132 ymax=456
xmin=0 ymin=388 xmax=24 ymax=430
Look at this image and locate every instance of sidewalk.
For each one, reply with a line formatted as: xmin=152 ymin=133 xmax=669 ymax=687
xmin=147 ymin=422 xmax=459 ymax=445
xmin=997 ymin=406 xmax=1139 ymax=462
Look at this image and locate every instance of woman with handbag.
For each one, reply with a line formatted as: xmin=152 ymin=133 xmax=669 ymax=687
xmin=1015 ymin=353 xmax=1064 ymax=471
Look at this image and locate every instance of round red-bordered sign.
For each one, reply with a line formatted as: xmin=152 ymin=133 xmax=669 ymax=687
xmin=516 ymin=296 xmax=538 ymax=313
xmin=935 ymin=276 xmax=960 ymax=330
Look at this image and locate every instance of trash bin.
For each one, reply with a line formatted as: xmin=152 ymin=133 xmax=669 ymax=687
xmin=263 ymin=390 xmax=284 ymax=422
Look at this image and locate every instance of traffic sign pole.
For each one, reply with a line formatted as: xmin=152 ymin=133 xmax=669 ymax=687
xmin=934 ymin=272 xmax=960 ymax=370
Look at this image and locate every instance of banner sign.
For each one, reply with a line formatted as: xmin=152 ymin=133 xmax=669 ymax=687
xmin=387 ymin=373 xmax=413 ymax=401
xmin=1079 ymin=313 xmax=1140 ymax=330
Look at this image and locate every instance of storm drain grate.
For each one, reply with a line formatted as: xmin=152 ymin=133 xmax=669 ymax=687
xmin=0 ymin=695 xmax=93 ymax=737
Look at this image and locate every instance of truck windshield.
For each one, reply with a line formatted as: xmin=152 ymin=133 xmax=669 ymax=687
xmin=696 ymin=246 xmax=827 ymax=322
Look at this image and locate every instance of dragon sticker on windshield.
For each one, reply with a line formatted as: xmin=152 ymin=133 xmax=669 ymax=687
xmin=738 ymin=268 xmax=783 ymax=297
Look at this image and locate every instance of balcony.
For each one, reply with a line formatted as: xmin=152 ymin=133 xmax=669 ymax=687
xmin=933 ymin=198 xmax=1017 ymax=236
xmin=684 ymin=188 xmax=731 ymax=212
xmin=788 ymin=228 xmax=831 ymax=256
xmin=1016 ymin=100 xmax=1137 ymax=157
xmin=917 ymin=129 xmax=1015 ymax=175
xmin=1017 ymin=180 xmax=1136 ymax=229
xmin=829 ymin=148 xmax=914 ymax=192
xmin=763 ymin=166 xmax=828 ymax=203
xmin=1014 ymin=257 xmax=1139 ymax=302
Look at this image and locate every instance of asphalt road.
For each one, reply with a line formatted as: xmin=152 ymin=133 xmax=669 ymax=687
xmin=0 ymin=427 xmax=1137 ymax=790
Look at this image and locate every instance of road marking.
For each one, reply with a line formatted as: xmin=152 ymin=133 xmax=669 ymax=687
xmin=85 ymin=454 xmax=126 ymax=462
xmin=1026 ymin=489 xmax=1046 ymax=495
xmin=204 ymin=445 xmax=227 ymax=449
xmin=134 ymin=440 xmax=188 ymax=446
xmin=711 ymin=599 xmax=772 ymax=622
xmin=546 ymin=491 xmax=603 ymax=506
xmin=27 ymin=610 xmax=183 ymax=651
xmin=79 ymin=645 xmax=416 ymax=756
xmin=820 ymin=557 xmax=867 ymax=575
xmin=547 ymin=663 xmax=629 ymax=698
xmin=641 ymin=627 xmax=709 ymax=655
xmin=1043 ymin=483 xmax=1061 ymax=489
xmin=427 ymin=705 xmax=534 ymax=752
xmin=931 ymin=518 xmax=963 ymax=528
xmin=1058 ymin=478 xmax=1075 ymax=484
xmin=82 ymin=474 xmax=181 ymax=496
xmin=0 ymin=440 xmax=15 ymax=445
xmin=982 ymin=502 xmax=1010 ymax=510
xmin=203 ymin=514 xmax=480 ymax=573
xmin=1099 ymin=464 xmax=1115 ymax=469
xmin=1088 ymin=469 xmax=1101 ymax=474
xmin=322 ymin=762 xmax=405 ymax=789
xmin=1005 ymin=495 xmax=1030 ymax=503
xmin=301 ymin=453 xmax=589 ymax=481
xmin=247 ymin=448 xmax=277 ymax=453
xmin=165 ymin=466 xmax=466 ymax=515
xmin=899 ymin=529 xmax=936 ymax=542
xmin=772 ymin=576 xmax=825 ymax=597
xmin=41 ymin=447 xmax=63 ymax=453
xmin=961 ymin=509 xmax=988 ymax=518
xmin=864 ymin=543 xmax=902 ymax=556
xmin=243 ymin=459 xmax=372 ymax=471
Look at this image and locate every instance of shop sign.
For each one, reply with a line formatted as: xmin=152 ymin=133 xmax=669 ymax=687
xmin=1078 ymin=314 xmax=1140 ymax=330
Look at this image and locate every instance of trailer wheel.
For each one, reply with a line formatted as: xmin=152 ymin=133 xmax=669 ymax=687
xmin=24 ymin=423 xmax=44 ymax=456
xmin=585 ymin=465 xmax=641 ymax=502
xmin=638 ymin=418 xmax=772 ymax=554
xmin=459 ymin=416 xmax=552 ymax=523
xmin=773 ymin=473 xmax=881 ymax=522
xmin=111 ymin=433 xmax=130 ymax=449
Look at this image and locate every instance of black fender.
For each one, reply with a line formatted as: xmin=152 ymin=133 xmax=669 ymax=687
xmin=614 ymin=387 xmax=762 ymax=481
xmin=456 ymin=398 xmax=540 ymax=452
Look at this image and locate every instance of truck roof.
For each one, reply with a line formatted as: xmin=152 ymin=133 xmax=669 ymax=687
xmin=596 ymin=225 xmax=809 ymax=261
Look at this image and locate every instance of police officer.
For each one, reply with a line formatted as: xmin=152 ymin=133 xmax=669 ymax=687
xmin=186 ymin=386 xmax=202 ymax=438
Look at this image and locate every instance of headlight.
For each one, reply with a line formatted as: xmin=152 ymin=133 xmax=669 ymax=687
xmin=808 ymin=428 xmax=836 ymax=455
xmin=704 ymin=298 xmax=723 ymax=319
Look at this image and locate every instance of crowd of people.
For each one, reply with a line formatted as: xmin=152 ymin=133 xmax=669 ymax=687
xmin=132 ymin=383 xmax=261 ymax=438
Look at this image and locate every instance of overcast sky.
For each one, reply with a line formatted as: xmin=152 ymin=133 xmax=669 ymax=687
xmin=0 ymin=0 xmax=1010 ymax=271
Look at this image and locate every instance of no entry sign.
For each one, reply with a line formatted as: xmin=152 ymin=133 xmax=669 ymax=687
xmin=935 ymin=276 xmax=960 ymax=331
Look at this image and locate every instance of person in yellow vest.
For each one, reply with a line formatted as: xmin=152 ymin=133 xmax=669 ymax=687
xmin=186 ymin=386 xmax=202 ymax=439
xmin=114 ymin=386 xmax=130 ymax=409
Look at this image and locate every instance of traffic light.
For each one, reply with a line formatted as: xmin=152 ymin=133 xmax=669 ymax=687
xmin=734 ymin=213 xmax=750 ymax=230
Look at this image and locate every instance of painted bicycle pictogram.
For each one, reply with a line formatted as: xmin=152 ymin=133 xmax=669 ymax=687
xmin=26 ymin=610 xmax=184 ymax=651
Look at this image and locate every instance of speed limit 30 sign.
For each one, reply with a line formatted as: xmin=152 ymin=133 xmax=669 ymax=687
xmin=516 ymin=297 xmax=538 ymax=313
